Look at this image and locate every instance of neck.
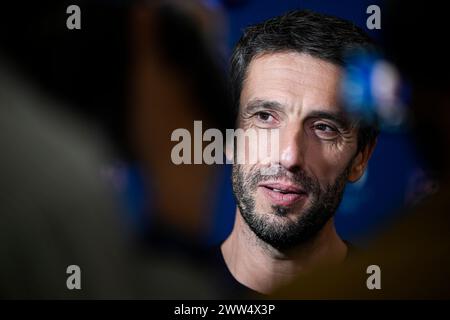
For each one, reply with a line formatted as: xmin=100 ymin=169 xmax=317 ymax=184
xmin=221 ymin=208 xmax=347 ymax=294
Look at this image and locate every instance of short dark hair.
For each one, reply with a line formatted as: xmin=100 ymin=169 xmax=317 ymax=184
xmin=230 ymin=10 xmax=378 ymax=153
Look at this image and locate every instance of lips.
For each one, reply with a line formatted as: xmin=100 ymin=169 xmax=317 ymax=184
xmin=258 ymin=182 xmax=307 ymax=207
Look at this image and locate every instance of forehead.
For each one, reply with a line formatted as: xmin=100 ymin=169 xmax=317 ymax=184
xmin=240 ymin=52 xmax=343 ymax=115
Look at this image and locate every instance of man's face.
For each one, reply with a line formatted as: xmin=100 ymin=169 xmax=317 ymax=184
xmin=232 ymin=52 xmax=364 ymax=250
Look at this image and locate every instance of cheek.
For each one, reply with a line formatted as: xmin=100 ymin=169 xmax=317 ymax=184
xmin=304 ymin=140 xmax=356 ymax=184
xmin=239 ymin=163 xmax=259 ymax=184
xmin=233 ymin=128 xmax=279 ymax=166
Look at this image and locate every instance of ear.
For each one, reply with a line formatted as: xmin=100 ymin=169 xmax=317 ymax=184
xmin=348 ymin=139 xmax=377 ymax=182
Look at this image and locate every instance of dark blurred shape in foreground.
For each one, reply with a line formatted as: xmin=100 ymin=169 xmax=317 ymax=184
xmin=0 ymin=0 xmax=236 ymax=298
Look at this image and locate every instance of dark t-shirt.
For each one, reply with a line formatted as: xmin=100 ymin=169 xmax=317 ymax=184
xmin=208 ymin=246 xmax=265 ymax=299
xmin=210 ymin=241 xmax=359 ymax=298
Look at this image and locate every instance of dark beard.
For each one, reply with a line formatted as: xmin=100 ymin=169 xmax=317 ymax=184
xmin=232 ymin=163 xmax=351 ymax=251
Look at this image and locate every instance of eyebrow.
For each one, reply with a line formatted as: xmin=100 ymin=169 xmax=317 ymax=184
xmin=305 ymin=110 xmax=353 ymax=129
xmin=244 ymin=99 xmax=285 ymax=114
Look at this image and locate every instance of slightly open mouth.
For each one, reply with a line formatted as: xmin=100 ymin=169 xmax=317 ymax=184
xmin=262 ymin=186 xmax=301 ymax=194
xmin=259 ymin=183 xmax=307 ymax=206
xmin=259 ymin=181 xmax=306 ymax=194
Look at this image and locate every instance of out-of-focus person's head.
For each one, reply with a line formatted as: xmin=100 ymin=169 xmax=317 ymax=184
xmin=0 ymin=0 xmax=233 ymax=237
xmin=0 ymin=0 xmax=232 ymax=159
xmin=228 ymin=10 xmax=379 ymax=250
xmin=384 ymin=1 xmax=450 ymax=180
xmin=0 ymin=0 xmax=235 ymax=298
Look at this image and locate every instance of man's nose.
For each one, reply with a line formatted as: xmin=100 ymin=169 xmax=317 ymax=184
xmin=279 ymin=124 xmax=305 ymax=173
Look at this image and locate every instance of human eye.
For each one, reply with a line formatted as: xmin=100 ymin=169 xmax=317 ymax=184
xmin=312 ymin=122 xmax=339 ymax=140
xmin=254 ymin=111 xmax=278 ymax=127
